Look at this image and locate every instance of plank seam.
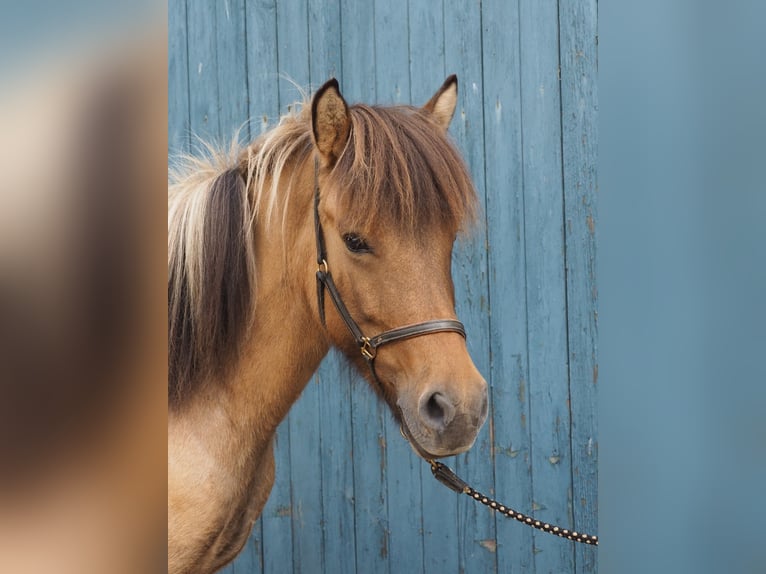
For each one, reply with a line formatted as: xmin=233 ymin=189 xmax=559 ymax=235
xmin=555 ymin=0 xmax=579 ymax=572
xmin=183 ymin=0 xmax=192 ymax=152
xmin=476 ymin=1 xmax=499 ymax=572
xmin=515 ymin=0 xmax=536 ymax=570
xmin=242 ymin=0 xmax=251 ymax=142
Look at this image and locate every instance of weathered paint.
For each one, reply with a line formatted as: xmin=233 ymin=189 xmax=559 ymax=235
xmin=168 ymin=1 xmax=598 ymax=572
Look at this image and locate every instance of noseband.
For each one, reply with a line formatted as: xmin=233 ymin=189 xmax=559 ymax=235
xmin=312 ymin=158 xmax=466 ymax=392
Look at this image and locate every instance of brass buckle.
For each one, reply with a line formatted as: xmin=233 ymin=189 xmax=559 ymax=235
xmin=317 ymin=259 xmax=329 ymax=274
xmin=360 ymin=337 xmax=376 ymax=360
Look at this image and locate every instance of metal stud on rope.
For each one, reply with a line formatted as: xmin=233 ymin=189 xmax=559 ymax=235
xmin=429 ymin=460 xmax=599 ymax=546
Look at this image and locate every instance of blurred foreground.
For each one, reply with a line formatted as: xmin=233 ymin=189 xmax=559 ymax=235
xmin=0 ymin=5 xmax=166 ymax=573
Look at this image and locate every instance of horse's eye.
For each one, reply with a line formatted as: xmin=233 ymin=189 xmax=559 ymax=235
xmin=342 ymin=233 xmax=371 ymax=254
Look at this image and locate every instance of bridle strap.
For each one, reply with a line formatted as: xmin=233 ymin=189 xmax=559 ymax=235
xmin=316 ymin=263 xmax=466 ymax=361
xmin=314 ymin=158 xmax=328 ymax=326
xmin=369 ymin=320 xmax=465 ymax=349
xmin=315 ymin=266 xmax=365 ymax=343
xmin=312 ymin=155 xmax=466 ymax=364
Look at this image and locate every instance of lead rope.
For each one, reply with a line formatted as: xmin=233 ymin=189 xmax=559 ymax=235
xmin=428 ymin=459 xmax=599 ymax=546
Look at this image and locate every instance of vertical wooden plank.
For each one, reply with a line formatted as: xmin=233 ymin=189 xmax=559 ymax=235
xmin=340 ymin=0 xmax=376 ymax=102
xmin=307 ymin=3 xmax=355 ymax=574
xmin=408 ymin=0 xmax=446 ymax=105
xmin=518 ymin=0 xmax=575 ymax=571
xmin=406 ymin=7 xmax=458 ymax=573
xmin=186 ymin=0 xmax=220 ymax=141
xmin=480 ymin=0 xmax=536 ymax=571
xmin=442 ymin=2 xmax=496 ymax=573
xmin=276 ymin=0 xmax=311 ymax=108
xmin=230 ymin=520 xmax=264 ymax=574
xmin=339 ymin=2 xmax=389 ymax=572
xmin=371 ymin=4 xmax=427 ymax=574
xmin=308 ymin=0 xmax=342 ymax=83
xmin=245 ymin=0 xmax=279 ymax=136
xmin=559 ymin=0 xmax=599 ymax=572
xmin=235 ymin=5 xmax=283 ymax=573
xmin=316 ymin=353 xmax=356 ymax=574
xmin=214 ymin=0 xmax=248 ymax=140
xmin=260 ymin=424 xmax=294 ymax=574
xmin=168 ymin=0 xmax=190 ymax=153
xmin=273 ymin=4 xmax=323 ymax=573
xmin=374 ymin=0 xmax=409 ymax=105
xmin=286 ymin=383 xmax=324 ymax=574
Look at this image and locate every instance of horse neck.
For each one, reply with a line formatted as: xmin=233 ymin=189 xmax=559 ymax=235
xmin=223 ymin=153 xmax=328 ymax=443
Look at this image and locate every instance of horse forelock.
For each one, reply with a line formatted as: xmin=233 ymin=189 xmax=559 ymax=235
xmin=329 ymin=104 xmax=478 ymax=237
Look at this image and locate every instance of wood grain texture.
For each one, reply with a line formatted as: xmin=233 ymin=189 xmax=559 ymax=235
xmin=517 ymin=1 xmax=575 ymax=571
xmin=167 ymin=0 xmax=599 ymax=571
xmin=245 ymin=0 xmax=279 ymax=137
xmin=168 ymin=0 xmax=189 ymax=153
xmin=404 ymin=4 xmax=463 ymax=574
xmin=443 ymin=1 xmax=496 ymax=573
xmin=558 ymin=0 xmax=599 ymax=572
xmin=338 ymin=2 xmax=389 ymax=574
xmin=372 ymin=4 xmax=427 ymax=574
xmin=480 ymin=1 xmax=536 ymax=571
xmin=214 ymin=0 xmax=248 ymax=140
xmin=186 ymin=0 xmax=219 ymax=141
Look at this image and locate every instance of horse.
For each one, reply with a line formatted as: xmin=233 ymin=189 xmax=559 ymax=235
xmin=168 ymin=76 xmax=489 ymax=574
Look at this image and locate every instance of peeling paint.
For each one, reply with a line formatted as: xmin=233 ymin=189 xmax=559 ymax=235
xmin=507 ymin=448 xmax=520 ymax=458
xmin=479 ymin=539 xmax=497 ymax=553
xmin=586 ymin=213 xmax=595 ymax=234
xmin=380 ymin=532 xmax=388 ymax=559
xmin=549 ymin=455 xmax=561 ymax=465
xmin=274 ymin=505 xmax=291 ymax=518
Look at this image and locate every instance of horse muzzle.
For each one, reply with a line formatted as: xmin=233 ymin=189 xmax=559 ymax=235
xmin=398 ymin=381 xmax=488 ymax=459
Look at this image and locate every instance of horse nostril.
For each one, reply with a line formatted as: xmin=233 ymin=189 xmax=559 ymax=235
xmin=420 ymin=391 xmax=456 ymax=431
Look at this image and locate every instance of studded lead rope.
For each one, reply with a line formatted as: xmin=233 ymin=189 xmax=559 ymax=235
xmin=429 ymin=460 xmax=599 ymax=546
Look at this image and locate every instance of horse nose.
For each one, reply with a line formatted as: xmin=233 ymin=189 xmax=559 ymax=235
xmin=418 ymin=385 xmax=489 ymax=433
xmin=419 ymin=391 xmax=456 ymax=431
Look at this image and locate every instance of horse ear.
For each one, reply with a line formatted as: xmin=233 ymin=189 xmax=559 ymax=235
xmin=422 ymin=74 xmax=458 ymax=132
xmin=311 ymin=78 xmax=351 ymax=167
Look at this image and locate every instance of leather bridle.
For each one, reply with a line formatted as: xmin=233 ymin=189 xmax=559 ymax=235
xmin=312 ymin=157 xmax=466 ymax=391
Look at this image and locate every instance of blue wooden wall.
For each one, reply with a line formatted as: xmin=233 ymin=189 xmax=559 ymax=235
xmin=168 ymin=1 xmax=597 ymax=572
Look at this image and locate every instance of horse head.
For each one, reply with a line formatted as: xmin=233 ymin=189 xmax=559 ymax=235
xmin=310 ymin=77 xmax=488 ymax=458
